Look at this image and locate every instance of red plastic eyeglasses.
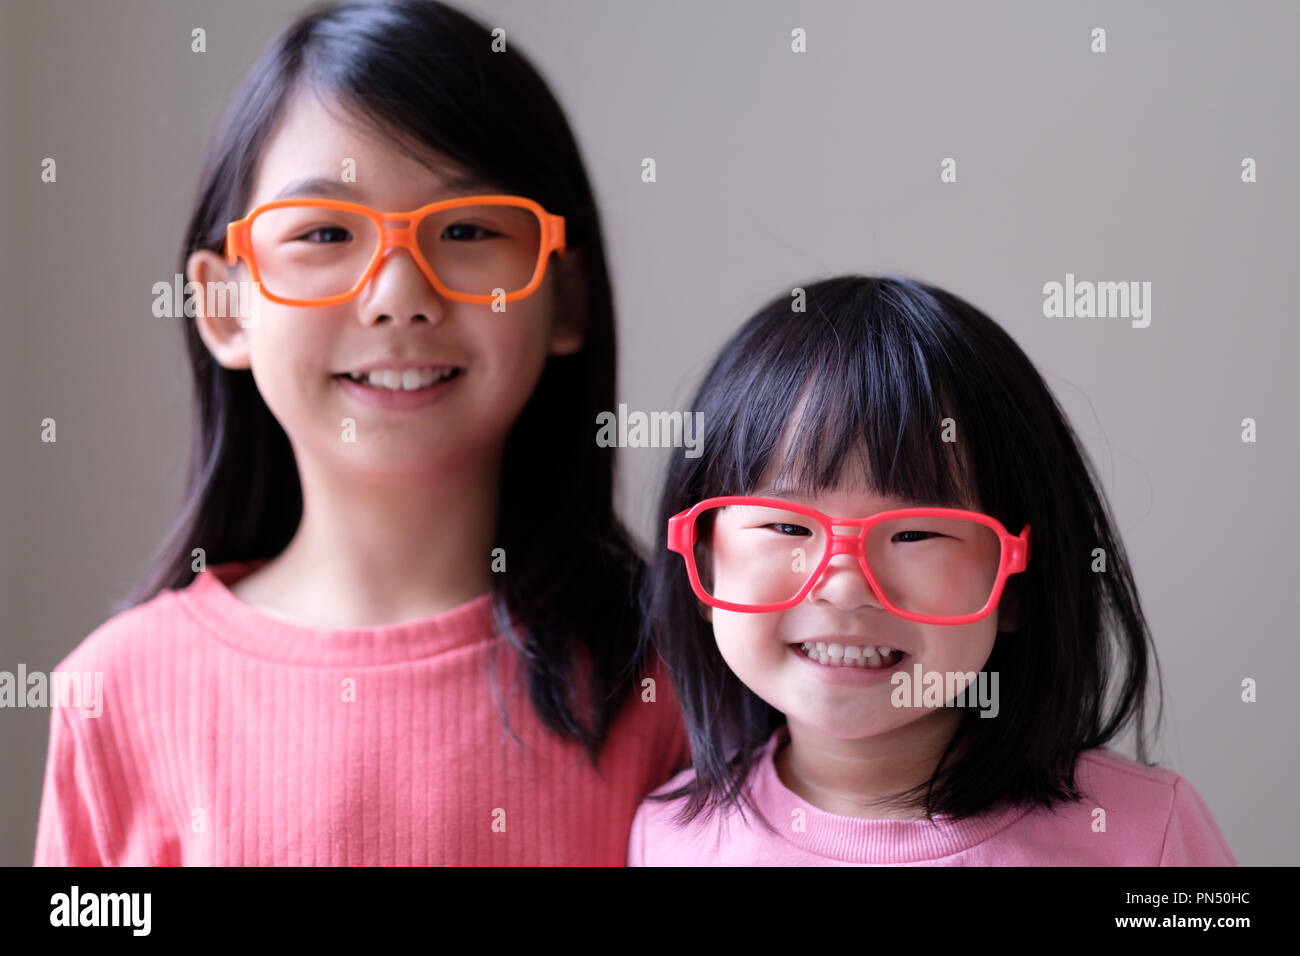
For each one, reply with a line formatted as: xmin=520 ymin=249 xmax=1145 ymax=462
xmin=668 ymin=496 xmax=1031 ymax=625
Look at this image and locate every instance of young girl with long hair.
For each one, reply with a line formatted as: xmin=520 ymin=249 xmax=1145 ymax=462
xmin=35 ymin=0 xmax=687 ymax=866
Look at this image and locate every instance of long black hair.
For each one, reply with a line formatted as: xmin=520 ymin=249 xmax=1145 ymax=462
xmin=124 ymin=0 xmax=643 ymax=765
xmin=640 ymin=275 xmax=1163 ymax=825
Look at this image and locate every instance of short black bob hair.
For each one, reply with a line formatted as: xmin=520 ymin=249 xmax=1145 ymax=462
xmin=639 ymin=274 xmax=1162 ymax=828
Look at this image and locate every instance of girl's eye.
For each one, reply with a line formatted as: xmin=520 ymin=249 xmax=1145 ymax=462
xmin=295 ymin=226 xmax=351 ymax=244
xmin=441 ymin=222 xmax=499 ymax=241
xmin=764 ymin=523 xmax=812 ymax=537
xmin=893 ymin=530 xmax=940 ymax=543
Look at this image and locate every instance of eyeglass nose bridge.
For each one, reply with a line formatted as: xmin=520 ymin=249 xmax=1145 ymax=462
xmin=371 ymin=219 xmax=435 ymax=283
xmin=812 ymin=528 xmax=882 ymax=603
xmin=379 ymin=218 xmax=418 ymax=250
xmin=827 ymin=527 xmax=867 ymax=559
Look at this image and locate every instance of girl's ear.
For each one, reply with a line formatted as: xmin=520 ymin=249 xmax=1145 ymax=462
xmin=546 ymin=247 xmax=588 ymax=356
xmin=187 ymin=249 xmax=254 ymax=370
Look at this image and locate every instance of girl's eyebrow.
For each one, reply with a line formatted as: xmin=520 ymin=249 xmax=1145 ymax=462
xmin=749 ymin=484 xmax=800 ymax=499
xmin=438 ymin=171 xmax=501 ymax=194
xmin=270 ymin=172 xmax=497 ymax=203
xmin=271 ymin=176 xmax=360 ymax=201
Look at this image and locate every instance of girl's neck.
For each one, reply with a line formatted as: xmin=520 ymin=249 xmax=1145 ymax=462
xmin=774 ymin=710 xmax=967 ymax=821
xmin=231 ymin=447 xmax=501 ymax=630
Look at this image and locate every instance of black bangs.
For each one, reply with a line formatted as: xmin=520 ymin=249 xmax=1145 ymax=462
xmin=697 ymin=276 xmax=983 ymax=513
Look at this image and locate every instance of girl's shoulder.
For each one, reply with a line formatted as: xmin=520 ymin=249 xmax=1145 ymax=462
xmin=53 ymin=583 xmax=189 ymax=678
xmin=627 ymin=763 xmax=719 ymax=866
xmin=627 ymin=735 xmax=780 ymax=866
xmin=1060 ymin=747 xmax=1237 ymax=865
xmin=1073 ymin=746 xmax=1208 ymax=809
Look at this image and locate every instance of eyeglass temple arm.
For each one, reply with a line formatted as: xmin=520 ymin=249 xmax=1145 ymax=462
xmin=225 ymin=221 xmax=249 ymax=266
xmin=666 ymin=513 xmax=693 ymax=554
xmin=1008 ymin=525 xmax=1032 ymax=572
xmin=549 ymin=216 xmax=566 ymax=258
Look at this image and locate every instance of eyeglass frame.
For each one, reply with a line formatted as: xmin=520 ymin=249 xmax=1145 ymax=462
xmin=224 ymin=194 xmax=567 ymax=307
xmin=667 ymin=495 xmax=1032 ymax=624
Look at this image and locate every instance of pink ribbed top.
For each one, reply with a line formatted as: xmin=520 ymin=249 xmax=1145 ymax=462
xmin=35 ymin=560 xmax=690 ymax=866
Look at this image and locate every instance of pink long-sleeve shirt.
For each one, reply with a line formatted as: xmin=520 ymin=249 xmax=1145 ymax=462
xmin=35 ymin=560 xmax=690 ymax=866
xmin=629 ymin=725 xmax=1237 ymax=865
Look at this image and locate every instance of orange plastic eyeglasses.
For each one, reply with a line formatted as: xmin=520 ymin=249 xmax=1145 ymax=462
xmin=224 ymin=195 xmax=566 ymax=307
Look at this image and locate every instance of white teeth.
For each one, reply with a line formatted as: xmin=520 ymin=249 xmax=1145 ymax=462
xmin=346 ymin=367 xmax=457 ymax=390
xmin=794 ymin=642 xmax=903 ymax=669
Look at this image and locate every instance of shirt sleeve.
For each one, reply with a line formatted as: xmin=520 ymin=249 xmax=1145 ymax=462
xmin=34 ymin=703 xmax=110 ymax=866
xmin=1157 ymin=776 xmax=1238 ymax=866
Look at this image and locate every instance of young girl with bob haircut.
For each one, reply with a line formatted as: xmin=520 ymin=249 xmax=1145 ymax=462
xmin=35 ymin=0 xmax=687 ymax=866
xmin=630 ymin=275 xmax=1236 ymax=866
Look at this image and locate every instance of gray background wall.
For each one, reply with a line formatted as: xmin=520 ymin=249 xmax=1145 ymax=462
xmin=2 ymin=0 xmax=1296 ymax=865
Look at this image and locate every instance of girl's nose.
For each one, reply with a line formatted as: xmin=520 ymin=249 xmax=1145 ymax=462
xmin=807 ymin=553 xmax=884 ymax=612
xmin=357 ymin=247 xmax=448 ymax=327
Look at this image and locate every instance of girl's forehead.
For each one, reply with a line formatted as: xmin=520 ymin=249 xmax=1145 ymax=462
xmin=247 ymin=86 xmax=481 ymax=211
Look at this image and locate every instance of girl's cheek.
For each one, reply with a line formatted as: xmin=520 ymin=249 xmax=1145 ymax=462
xmin=917 ymin=625 xmax=997 ymax=676
xmin=713 ymin=615 xmax=786 ymax=677
xmin=246 ymin=321 xmax=330 ymax=424
xmin=493 ymin=310 xmax=554 ymax=375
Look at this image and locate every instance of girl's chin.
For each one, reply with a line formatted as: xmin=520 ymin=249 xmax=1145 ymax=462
xmin=786 ymin=713 xmax=918 ymax=743
xmin=328 ymin=446 xmax=462 ymax=480
xmin=785 ymin=701 xmax=965 ymax=743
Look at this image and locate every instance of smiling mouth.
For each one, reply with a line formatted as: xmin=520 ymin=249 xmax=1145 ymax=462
xmin=792 ymin=641 xmax=907 ymax=669
xmin=333 ymin=367 xmax=463 ymax=391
